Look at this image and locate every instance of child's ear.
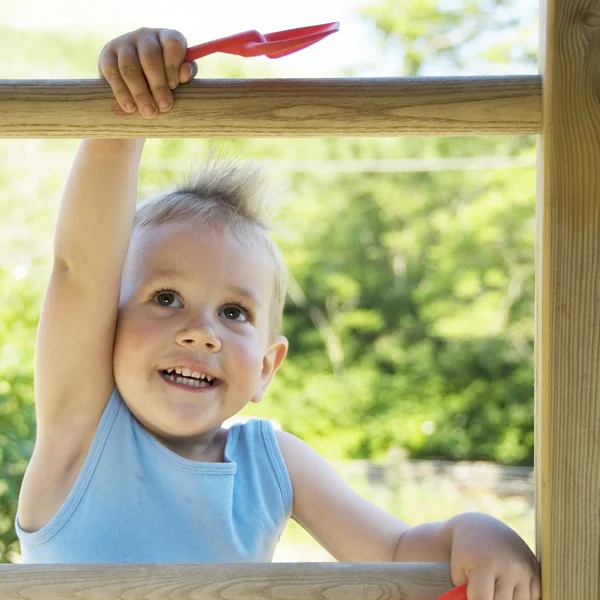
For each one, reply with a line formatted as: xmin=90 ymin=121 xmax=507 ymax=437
xmin=252 ymin=335 xmax=288 ymax=403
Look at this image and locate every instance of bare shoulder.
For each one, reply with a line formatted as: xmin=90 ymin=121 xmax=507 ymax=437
xmin=274 ymin=429 xmax=341 ymax=491
xmin=274 ymin=428 xmax=300 ymax=453
xmin=274 ymin=429 xmax=325 ymax=472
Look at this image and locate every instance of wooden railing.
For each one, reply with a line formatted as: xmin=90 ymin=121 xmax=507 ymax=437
xmin=0 ymin=76 xmax=541 ymax=137
xmin=0 ymin=562 xmax=452 ymax=600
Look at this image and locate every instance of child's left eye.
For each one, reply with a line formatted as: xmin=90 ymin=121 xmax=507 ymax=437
xmin=152 ymin=289 xmax=183 ymax=308
xmin=219 ymin=305 xmax=249 ymax=322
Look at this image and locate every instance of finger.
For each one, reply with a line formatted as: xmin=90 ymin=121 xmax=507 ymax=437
xmin=179 ymin=60 xmax=198 ymax=84
xmin=513 ymin=582 xmax=530 ymax=600
xmin=466 ymin=570 xmax=495 ymax=600
xmin=136 ymin=32 xmax=173 ymax=114
xmin=117 ymin=45 xmax=158 ymax=119
xmin=530 ymin=578 xmax=541 ymax=600
xmin=492 ymin=579 xmax=515 ymax=600
xmin=98 ymin=47 xmax=137 ymax=114
xmin=158 ymin=29 xmax=188 ymax=90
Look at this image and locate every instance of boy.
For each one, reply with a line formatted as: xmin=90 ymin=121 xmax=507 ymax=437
xmin=16 ymin=26 xmax=540 ymax=600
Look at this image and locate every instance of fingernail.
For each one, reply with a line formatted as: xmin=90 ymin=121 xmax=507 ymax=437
xmin=158 ymin=98 xmax=170 ymax=110
xmin=181 ymin=62 xmax=193 ymax=82
xmin=143 ymin=104 xmax=157 ymax=118
xmin=168 ymin=80 xmax=178 ymax=90
xmin=124 ymin=101 xmax=135 ymax=112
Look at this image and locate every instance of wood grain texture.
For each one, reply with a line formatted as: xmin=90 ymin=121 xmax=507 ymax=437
xmin=0 ymin=562 xmax=453 ymax=600
xmin=536 ymin=0 xmax=600 ymax=599
xmin=0 ymin=76 xmax=541 ymax=138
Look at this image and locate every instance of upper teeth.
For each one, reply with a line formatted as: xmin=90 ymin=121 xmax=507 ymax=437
xmin=166 ymin=368 xmax=213 ymax=382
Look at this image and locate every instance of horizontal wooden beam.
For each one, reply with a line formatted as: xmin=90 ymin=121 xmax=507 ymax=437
xmin=0 ymin=562 xmax=453 ymax=600
xmin=0 ymin=76 xmax=541 ymax=138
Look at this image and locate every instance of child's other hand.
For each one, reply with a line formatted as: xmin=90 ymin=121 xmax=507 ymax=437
xmin=448 ymin=513 xmax=541 ymax=600
xmin=98 ymin=28 xmax=199 ymax=119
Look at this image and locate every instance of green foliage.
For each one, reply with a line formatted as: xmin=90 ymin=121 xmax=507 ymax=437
xmin=252 ymin=153 xmax=536 ymax=465
xmin=0 ymin=265 xmax=40 ymax=562
xmin=361 ymin=0 xmax=537 ymax=75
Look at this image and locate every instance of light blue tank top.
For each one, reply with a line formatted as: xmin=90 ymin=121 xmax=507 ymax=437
xmin=16 ymin=387 xmax=293 ymax=563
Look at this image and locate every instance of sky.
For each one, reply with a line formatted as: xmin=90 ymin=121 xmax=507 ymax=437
xmin=2 ymin=0 xmax=538 ymax=77
xmin=2 ymin=0 xmax=397 ymax=77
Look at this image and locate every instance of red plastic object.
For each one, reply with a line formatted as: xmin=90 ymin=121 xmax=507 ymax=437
xmin=437 ymin=584 xmax=468 ymax=600
xmin=184 ymin=22 xmax=340 ymax=61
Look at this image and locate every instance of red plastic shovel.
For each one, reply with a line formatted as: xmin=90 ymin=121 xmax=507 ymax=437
xmin=184 ymin=22 xmax=340 ymax=61
xmin=438 ymin=584 xmax=468 ymax=600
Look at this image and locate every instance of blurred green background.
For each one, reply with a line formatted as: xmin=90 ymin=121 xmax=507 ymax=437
xmin=0 ymin=0 xmax=538 ymax=562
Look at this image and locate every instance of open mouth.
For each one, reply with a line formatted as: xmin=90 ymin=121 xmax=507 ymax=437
xmin=160 ymin=369 xmax=219 ymax=389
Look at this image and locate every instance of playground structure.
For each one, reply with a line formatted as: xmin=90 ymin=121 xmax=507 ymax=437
xmin=0 ymin=0 xmax=598 ymax=599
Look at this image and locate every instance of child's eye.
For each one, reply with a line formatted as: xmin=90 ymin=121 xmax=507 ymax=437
xmin=152 ymin=288 xmax=183 ymax=308
xmin=219 ymin=305 xmax=250 ymax=322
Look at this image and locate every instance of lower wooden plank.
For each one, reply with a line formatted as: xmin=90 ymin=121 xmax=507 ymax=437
xmin=0 ymin=562 xmax=452 ymax=600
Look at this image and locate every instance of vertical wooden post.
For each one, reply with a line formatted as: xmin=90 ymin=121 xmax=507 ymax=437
xmin=536 ymin=0 xmax=600 ymax=599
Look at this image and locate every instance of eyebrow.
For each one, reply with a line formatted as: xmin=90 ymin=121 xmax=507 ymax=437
xmin=143 ymin=269 xmax=262 ymax=306
xmin=226 ymin=285 xmax=262 ymax=307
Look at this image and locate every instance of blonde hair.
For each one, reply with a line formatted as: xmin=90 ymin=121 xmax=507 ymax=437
xmin=133 ymin=156 xmax=287 ymax=339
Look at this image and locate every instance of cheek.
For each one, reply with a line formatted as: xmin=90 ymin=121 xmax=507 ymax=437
xmin=229 ymin=334 xmax=265 ymax=372
xmin=114 ymin=311 xmax=166 ymax=362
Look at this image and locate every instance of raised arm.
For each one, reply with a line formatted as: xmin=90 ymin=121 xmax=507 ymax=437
xmin=37 ymin=138 xmax=144 ymax=438
xmin=18 ymin=26 xmax=196 ymax=533
xmin=17 ymin=139 xmax=144 ymax=532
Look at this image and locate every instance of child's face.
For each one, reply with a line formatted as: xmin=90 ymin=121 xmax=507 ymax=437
xmin=112 ymin=219 xmax=287 ymax=445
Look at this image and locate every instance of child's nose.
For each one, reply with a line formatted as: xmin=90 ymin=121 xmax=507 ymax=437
xmin=174 ymin=318 xmax=221 ymax=352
